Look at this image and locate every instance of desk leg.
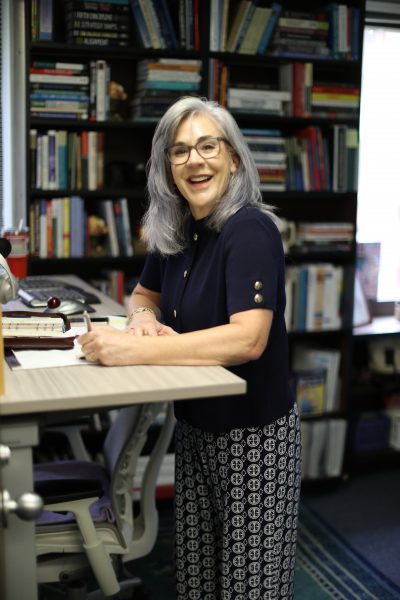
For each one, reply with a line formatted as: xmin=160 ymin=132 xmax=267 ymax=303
xmin=0 ymin=421 xmax=39 ymax=600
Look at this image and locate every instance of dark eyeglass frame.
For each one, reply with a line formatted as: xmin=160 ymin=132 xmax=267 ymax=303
xmin=165 ymin=136 xmax=229 ymax=165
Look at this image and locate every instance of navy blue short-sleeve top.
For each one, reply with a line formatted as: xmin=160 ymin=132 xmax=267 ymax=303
xmin=140 ymin=205 xmax=294 ymax=432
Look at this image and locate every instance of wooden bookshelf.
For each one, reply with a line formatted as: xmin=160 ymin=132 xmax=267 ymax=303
xmin=23 ymin=0 xmax=366 ymax=479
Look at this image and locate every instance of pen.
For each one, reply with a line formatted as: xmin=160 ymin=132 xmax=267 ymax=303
xmin=83 ymin=310 xmax=92 ymax=332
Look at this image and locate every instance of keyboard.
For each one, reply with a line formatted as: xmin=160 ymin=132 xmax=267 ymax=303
xmin=17 ymin=277 xmax=101 ymax=308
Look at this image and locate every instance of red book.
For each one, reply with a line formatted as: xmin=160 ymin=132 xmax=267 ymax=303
xmin=312 ymin=85 xmax=360 ymax=95
xmin=30 ymin=67 xmax=81 ymax=76
xmin=293 ymin=63 xmax=305 ymax=117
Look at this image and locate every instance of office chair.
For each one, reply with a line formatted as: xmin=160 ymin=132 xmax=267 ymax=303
xmin=34 ymin=401 xmax=175 ymax=599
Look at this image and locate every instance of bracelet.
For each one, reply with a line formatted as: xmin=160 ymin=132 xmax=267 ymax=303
xmin=126 ymin=306 xmax=160 ymax=324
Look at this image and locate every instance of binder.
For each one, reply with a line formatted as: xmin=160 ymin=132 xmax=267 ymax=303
xmin=3 ymin=311 xmax=75 ymax=349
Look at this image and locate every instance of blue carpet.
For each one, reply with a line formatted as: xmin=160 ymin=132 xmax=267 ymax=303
xmin=303 ymin=467 xmax=400 ymax=590
xmin=298 ymin=503 xmax=400 ymax=599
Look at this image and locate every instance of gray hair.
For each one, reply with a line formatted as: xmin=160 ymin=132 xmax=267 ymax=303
xmin=143 ymin=96 xmax=279 ymax=255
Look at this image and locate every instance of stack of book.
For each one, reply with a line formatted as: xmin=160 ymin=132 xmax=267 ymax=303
xmin=30 ymin=129 xmax=105 ymax=191
xmin=227 ymin=86 xmax=291 ymax=116
xmin=65 ymin=0 xmax=131 ymax=47
xmin=29 ymin=62 xmax=90 ymax=120
xmin=131 ymin=59 xmax=202 ymax=121
xmin=270 ymin=8 xmax=330 ymax=59
xmin=294 ymin=222 xmax=355 ymax=253
xmin=311 ymin=83 xmax=360 ymax=119
xmin=242 ymin=128 xmax=287 ymax=192
xmin=285 ymin=263 xmax=344 ymax=331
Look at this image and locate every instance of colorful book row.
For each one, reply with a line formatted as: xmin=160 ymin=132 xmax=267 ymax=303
xmin=30 ymin=129 xmax=105 ymax=191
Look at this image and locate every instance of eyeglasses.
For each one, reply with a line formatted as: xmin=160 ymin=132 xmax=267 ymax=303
xmin=165 ymin=136 xmax=228 ymax=165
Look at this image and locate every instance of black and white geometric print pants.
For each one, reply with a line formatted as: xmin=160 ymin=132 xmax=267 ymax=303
xmin=174 ymin=404 xmax=301 ymax=600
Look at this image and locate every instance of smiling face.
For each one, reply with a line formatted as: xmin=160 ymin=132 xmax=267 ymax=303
xmin=170 ymin=113 xmax=238 ymax=220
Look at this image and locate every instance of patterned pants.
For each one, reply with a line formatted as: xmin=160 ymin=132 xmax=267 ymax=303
xmin=174 ymin=405 xmax=301 ymax=600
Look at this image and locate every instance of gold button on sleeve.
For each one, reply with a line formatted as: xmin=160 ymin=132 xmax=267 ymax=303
xmin=254 ymin=293 xmax=264 ymax=304
xmin=254 ymin=281 xmax=263 ymax=290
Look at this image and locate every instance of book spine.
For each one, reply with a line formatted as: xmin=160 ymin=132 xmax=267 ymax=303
xmin=38 ymin=0 xmax=53 ymax=41
xmin=95 ymin=59 xmax=107 ymax=121
xmin=257 ymin=2 xmax=283 ymax=54
xmin=29 ymin=74 xmax=90 ymax=85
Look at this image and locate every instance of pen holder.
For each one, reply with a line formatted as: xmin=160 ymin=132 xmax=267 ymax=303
xmin=1 ymin=227 xmax=30 ymax=278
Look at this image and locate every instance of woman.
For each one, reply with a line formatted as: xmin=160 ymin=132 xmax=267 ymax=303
xmin=79 ymin=96 xmax=301 ymax=599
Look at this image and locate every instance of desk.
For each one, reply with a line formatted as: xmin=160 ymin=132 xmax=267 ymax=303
xmin=0 ymin=276 xmax=246 ymax=600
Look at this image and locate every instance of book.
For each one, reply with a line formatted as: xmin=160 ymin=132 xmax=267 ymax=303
xmin=324 ymin=419 xmax=347 ymax=477
xmin=257 ymin=2 xmax=282 ymax=54
xmin=30 ymin=73 xmax=90 ymax=85
xmin=38 ymin=0 xmax=53 ymax=41
xmin=294 ymin=368 xmax=326 ymax=415
xmin=98 ymin=199 xmax=119 ymax=256
xmin=292 ymin=345 xmax=341 ymax=413
xmin=226 ymin=0 xmax=252 ymax=53
xmin=239 ymin=5 xmax=272 ymax=55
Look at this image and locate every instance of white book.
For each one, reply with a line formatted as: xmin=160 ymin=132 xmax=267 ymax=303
xmin=306 ymin=420 xmax=328 ymax=479
xmin=99 ymin=200 xmax=119 ymax=257
xmin=146 ymin=70 xmax=201 ymax=82
xmin=244 ymin=136 xmax=286 ymax=145
xmin=209 ymin=0 xmax=220 ymax=51
xmin=88 ymin=131 xmax=97 ymax=191
xmin=228 ymin=88 xmax=291 ymax=102
xmin=229 ymin=97 xmax=283 ymax=112
xmin=95 ymin=60 xmax=107 ymax=122
xmin=324 ymin=419 xmax=347 ymax=477
xmin=29 ymin=73 xmax=89 ymax=85
xmin=252 ymin=151 xmax=287 ymax=162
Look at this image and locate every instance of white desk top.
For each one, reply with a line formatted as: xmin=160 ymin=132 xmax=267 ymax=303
xmin=1 ymin=362 xmax=246 ymax=417
xmin=1 ymin=274 xmax=246 ymax=417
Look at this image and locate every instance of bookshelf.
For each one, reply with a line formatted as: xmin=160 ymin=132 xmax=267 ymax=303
xmin=23 ymin=0 xmax=366 ymax=479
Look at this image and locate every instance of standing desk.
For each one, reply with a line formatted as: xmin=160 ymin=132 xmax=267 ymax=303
xmin=0 ymin=275 xmax=246 ymax=600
